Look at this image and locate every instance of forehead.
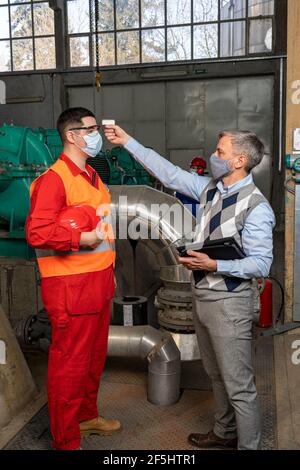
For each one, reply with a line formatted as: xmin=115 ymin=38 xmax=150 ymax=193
xmin=81 ymin=116 xmax=97 ymax=126
xmin=217 ymin=135 xmax=232 ymax=148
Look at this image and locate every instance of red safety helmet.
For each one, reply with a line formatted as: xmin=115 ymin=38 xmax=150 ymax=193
xmin=58 ymin=205 xmax=100 ymax=232
xmin=190 ymin=157 xmax=207 ymax=176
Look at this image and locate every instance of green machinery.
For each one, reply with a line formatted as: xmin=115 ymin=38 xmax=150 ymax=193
xmin=0 ymin=124 xmax=155 ymax=258
xmin=106 ymin=146 xmax=155 ymax=186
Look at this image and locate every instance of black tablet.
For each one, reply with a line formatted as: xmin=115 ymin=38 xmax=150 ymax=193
xmin=176 ymin=237 xmax=246 ymax=260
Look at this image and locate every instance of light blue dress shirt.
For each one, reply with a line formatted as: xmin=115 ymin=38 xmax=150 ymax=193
xmin=124 ymin=138 xmax=276 ymax=280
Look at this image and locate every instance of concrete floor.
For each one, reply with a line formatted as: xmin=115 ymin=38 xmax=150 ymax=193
xmin=4 ymin=334 xmax=277 ymax=450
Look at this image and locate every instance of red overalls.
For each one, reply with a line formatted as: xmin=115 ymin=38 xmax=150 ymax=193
xmin=26 ymin=154 xmax=115 ymax=450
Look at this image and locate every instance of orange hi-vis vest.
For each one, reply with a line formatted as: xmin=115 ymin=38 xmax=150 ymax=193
xmin=30 ymin=159 xmax=116 ymax=278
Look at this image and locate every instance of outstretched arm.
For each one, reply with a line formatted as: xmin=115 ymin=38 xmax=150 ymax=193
xmin=104 ymin=125 xmax=211 ymax=201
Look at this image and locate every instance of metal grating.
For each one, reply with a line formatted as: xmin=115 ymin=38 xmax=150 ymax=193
xmin=253 ymin=332 xmax=277 ymax=450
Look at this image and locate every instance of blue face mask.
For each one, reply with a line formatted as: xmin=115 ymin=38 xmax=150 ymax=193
xmin=209 ymin=154 xmax=234 ymax=180
xmin=80 ymin=131 xmax=103 ymax=158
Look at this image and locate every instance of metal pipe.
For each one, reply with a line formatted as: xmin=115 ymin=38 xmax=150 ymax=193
xmin=278 ymin=57 xmax=284 ymax=172
xmin=109 ymin=185 xmax=196 ymax=268
xmin=19 ymin=320 xmax=181 ymax=406
xmin=108 ymin=325 xmax=181 ymax=406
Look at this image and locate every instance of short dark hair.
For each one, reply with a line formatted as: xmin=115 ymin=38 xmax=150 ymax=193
xmin=218 ymin=130 xmax=265 ymax=171
xmin=57 ymin=107 xmax=95 ymax=142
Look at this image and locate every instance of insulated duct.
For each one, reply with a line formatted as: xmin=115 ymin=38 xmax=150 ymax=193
xmin=108 ymin=325 xmax=181 ymax=406
xmin=109 ymin=185 xmax=196 ymax=268
xmin=19 ymin=323 xmax=181 ymax=406
xmin=108 ymin=187 xmax=192 ymax=402
xmin=109 ymin=186 xmax=198 ymax=361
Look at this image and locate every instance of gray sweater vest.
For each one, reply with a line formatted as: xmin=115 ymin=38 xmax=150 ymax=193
xmin=192 ymin=179 xmax=268 ymax=293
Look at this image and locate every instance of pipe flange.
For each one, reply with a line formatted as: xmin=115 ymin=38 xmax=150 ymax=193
xmin=156 ymin=304 xmax=192 ymax=313
xmin=157 ymin=287 xmax=193 ymax=304
xmin=158 ymin=310 xmax=195 ymax=331
xmin=158 ymin=318 xmax=195 ymax=332
xmin=156 ymin=298 xmax=193 ymax=310
xmin=21 ymin=315 xmax=37 ymax=345
xmin=157 ymin=306 xmax=194 ymax=320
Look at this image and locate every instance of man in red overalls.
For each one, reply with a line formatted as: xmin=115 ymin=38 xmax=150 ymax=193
xmin=26 ymin=107 xmax=121 ymax=450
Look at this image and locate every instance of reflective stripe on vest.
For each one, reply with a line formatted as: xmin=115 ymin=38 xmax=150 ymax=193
xmin=36 ymin=241 xmax=115 ymax=258
xmin=30 ymin=158 xmax=115 ymax=278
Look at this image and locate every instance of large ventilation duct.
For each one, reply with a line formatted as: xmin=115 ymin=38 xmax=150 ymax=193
xmin=108 ymin=325 xmax=181 ymax=406
xmin=17 ymin=321 xmax=181 ymax=407
xmin=18 ymin=320 xmax=181 ymax=406
xmin=109 ymin=185 xmax=195 ymax=268
xmin=109 ymin=186 xmax=198 ymax=361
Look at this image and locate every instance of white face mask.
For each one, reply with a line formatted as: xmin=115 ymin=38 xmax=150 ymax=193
xmin=189 ymin=168 xmax=198 ymax=174
xmin=74 ymin=131 xmax=103 ymax=158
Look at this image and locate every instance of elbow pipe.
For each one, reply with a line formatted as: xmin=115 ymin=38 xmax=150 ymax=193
xmin=107 ymin=325 xmax=181 ymax=406
xmin=20 ymin=322 xmax=181 ymax=406
xmin=109 ymin=185 xmax=196 ymax=267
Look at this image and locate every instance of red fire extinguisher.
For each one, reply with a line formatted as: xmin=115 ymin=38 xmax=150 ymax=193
xmin=258 ymin=278 xmax=273 ymax=328
xmin=257 ymin=277 xmax=284 ymax=328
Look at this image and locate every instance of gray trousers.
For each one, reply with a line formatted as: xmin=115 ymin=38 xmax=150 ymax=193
xmin=193 ymin=290 xmax=261 ymax=450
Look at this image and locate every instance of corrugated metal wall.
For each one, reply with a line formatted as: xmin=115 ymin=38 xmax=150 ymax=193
xmin=68 ymin=75 xmax=274 ymax=199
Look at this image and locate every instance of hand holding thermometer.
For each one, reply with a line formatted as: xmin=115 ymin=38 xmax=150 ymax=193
xmin=102 ymin=119 xmax=115 ymax=126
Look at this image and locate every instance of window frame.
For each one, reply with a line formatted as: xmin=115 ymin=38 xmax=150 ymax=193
xmin=0 ymin=0 xmax=56 ymax=73
xmin=0 ymin=0 xmax=287 ymax=75
xmin=65 ymin=0 xmax=279 ymax=70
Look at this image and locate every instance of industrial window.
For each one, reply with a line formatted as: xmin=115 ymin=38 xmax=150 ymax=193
xmin=67 ymin=0 xmax=276 ymax=68
xmin=0 ymin=0 xmax=56 ymax=72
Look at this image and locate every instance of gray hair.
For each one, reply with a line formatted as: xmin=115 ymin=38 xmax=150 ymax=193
xmin=218 ymin=130 xmax=265 ymax=171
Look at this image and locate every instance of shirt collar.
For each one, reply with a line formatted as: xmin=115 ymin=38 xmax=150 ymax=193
xmin=216 ymin=172 xmax=253 ymax=195
xmin=60 ymin=153 xmax=92 ymax=178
